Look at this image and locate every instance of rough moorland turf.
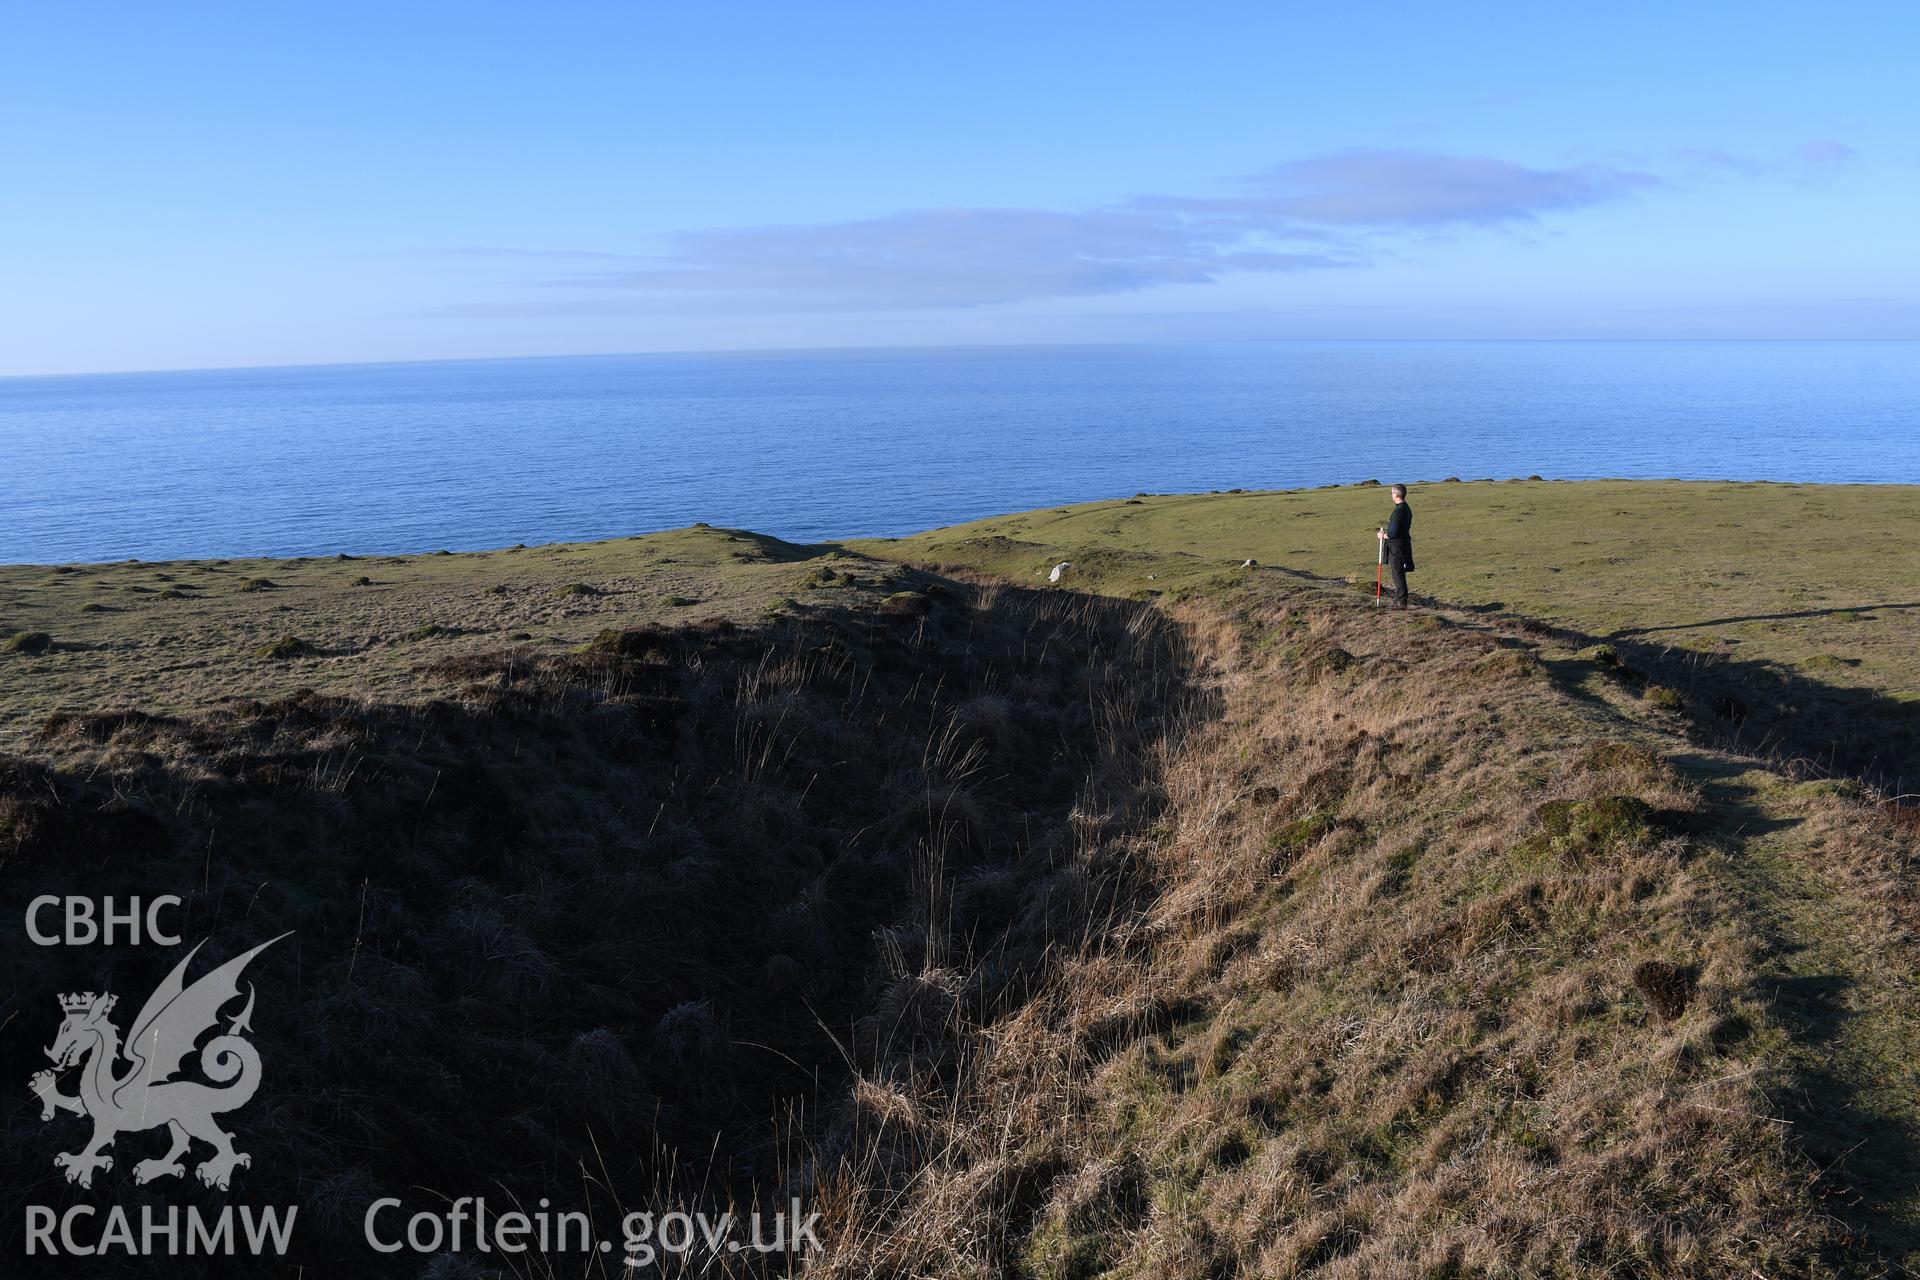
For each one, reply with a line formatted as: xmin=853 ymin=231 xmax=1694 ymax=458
xmin=0 ymin=525 xmax=898 ymax=746
xmin=2 ymin=483 xmax=1915 ymax=1276
xmin=807 ymin=574 xmax=1919 ymax=1277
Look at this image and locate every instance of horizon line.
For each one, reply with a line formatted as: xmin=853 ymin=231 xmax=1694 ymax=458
xmin=7 ymin=335 xmax=1920 ymax=382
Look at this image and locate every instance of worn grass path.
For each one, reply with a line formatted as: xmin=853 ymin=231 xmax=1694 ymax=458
xmin=1549 ymin=633 xmax=1920 ymax=1270
xmin=1680 ymin=753 xmax=1920 ymax=1270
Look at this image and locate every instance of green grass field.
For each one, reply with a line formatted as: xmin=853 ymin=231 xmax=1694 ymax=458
xmin=858 ymin=479 xmax=1920 ymax=703
xmin=854 ymin=479 xmax=1920 ymax=793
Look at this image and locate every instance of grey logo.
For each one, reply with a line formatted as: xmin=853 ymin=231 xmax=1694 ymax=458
xmin=30 ymin=935 xmax=287 ymax=1191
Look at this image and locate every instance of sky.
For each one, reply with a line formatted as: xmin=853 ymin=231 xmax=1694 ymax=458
xmin=2 ymin=2 xmax=1916 ymax=375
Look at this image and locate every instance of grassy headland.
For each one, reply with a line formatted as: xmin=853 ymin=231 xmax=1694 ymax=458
xmin=0 ymin=524 xmax=910 ymax=746
xmin=1 ymin=480 xmax=1915 ymax=1276
xmin=857 ymin=479 xmax=1920 ymax=792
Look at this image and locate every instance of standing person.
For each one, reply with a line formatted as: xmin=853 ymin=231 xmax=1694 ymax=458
xmin=1376 ymin=484 xmax=1414 ymax=609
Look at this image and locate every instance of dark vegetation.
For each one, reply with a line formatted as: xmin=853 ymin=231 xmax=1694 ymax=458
xmin=1550 ymin=622 xmax=1920 ymax=797
xmin=0 ymin=577 xmax=1199 ymax=1276
xmin=1616 ymin=636 xmax=1920 ymax=797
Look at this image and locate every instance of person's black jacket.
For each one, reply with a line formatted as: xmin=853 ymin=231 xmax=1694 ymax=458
xmin=1384 ymin=502 xmax=1414 ymax=571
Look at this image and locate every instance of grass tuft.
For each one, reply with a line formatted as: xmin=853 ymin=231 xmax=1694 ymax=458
xmin=1632 ymin=960 xmax=1697 ymax=1020
xmin=254 ymin=635 xmax=315 ymax=659
xmin=879 ymin=589 xmax=932 ymax=617
xmin=1643 ymin=683 xmax=1684 ymax=711
xmin=1531 ymin=794 xmax=1655 ymax=863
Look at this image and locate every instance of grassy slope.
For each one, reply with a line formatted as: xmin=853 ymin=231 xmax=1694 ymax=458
xmin=855 ymin=479 xmax=1920 ymax=697
xmin=811 ymin=575 xmax=1919 ymax=1277
xmin=830 ymin=480 xmax=1920 ymax=1274
xmin=1 ymin=562 xmax=1196 ymax=1276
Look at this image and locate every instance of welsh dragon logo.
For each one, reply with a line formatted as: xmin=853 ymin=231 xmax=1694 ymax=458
xmin=30 ymin=934 xmax=287 ymax=1191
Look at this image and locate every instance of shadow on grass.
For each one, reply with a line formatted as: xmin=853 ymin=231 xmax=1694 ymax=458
xmin=1610 ymin=600 xmax=1920 ymax=638
xmin=1621 ymin=639 xmax=1920 ymax=797
xmin=0 ymin=571 xmax=1217 ymax=1277
xmin=1463 ymin=598 xmax=1920 ymax=797
xmin=1676 ymin=753 xmax=1920 ymax=1266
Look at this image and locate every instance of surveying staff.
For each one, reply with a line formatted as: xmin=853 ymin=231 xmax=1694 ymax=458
xmin=1376 ymin=484 xmax=1414 ymax=609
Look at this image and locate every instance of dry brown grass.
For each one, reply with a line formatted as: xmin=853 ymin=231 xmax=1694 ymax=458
xmin=3 ymin=539 xmax=1913 ymax=1277
xmin=800 ymin=580 xmax=1901 ymax=1278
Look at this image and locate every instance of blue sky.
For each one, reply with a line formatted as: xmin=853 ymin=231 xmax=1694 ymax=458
xmin=3 ymin=2 xmax=1915 ymax=374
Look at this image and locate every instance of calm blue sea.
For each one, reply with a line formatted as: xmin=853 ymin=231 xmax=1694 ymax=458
xmin=3 ymin=341 xmax=1915 ymax=564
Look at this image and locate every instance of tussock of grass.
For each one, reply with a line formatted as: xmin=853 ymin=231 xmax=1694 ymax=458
xmin=1632 ymin=959 xmax=1697 ymax=1020
xmin=580 ymin=627 xmax=667 ymax=658
xmin=1643 ymin=683 xmax=1684 ymax=711
xmin=880 ymin=589 xmax=932 ymax=617
xmin=253 ymin=634 xmax=314 ymax=659
xmin=1266 ymin=811 xmax=1338 ymax=862
xmin=1583 ymin=642 xmax=1622 ymax=668
xmin=239 ymin=576 xmax=278 ymax=592
xmin=4 ymin=630 xmax=52 ymax=654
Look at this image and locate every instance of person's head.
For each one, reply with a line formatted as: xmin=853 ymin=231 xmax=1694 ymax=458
xmin=1391 ymin=483 xmax=1406 ymax=503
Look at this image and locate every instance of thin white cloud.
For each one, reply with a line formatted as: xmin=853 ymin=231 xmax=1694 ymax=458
xmin=1224 ymin=149 xmax=1660 ymax=226
xmin=1676 ymin=140 xmax=1860 ymax=181
xmin=426 ymin=146 xmax=1752 ymax=318
xmin=1795 ymin=138 xmax=1858 ymax=167
xmin=444 ymin=246 xmax=635 ymax=261
xmin=440 ymin=207 xmax=1355 ymax=315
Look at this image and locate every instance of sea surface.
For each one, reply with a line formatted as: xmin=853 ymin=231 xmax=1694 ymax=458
xmin=3 ymin=341 xmax=1916 ymax=563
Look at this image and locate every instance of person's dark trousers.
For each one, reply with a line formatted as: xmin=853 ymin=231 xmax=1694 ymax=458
xmin=1386 ymin=542 xmax=1410 ymax=608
